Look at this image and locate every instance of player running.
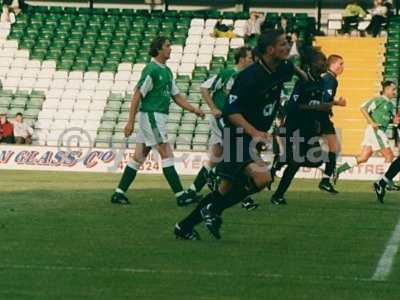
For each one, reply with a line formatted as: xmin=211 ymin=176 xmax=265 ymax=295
xmin=174 ymin=30 xmax=298 ymax=240
xmin=318 ymin=55 xmax=347 ymax=194
xmin=186 ymin=46 xmax=259 ymax=210
xmin=110 ymin=36 xmax=205 ymax=206
xmin=334 ymin=81 xmax=398 ymax=185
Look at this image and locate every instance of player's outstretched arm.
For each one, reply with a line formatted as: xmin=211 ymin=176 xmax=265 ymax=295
xmin=173 ymin=94 xmax=205 ymax=118
xmin=201 ymin=87 xmax=221 ymax=118
xmin=124 ymin=88 xmax=142 ymax=137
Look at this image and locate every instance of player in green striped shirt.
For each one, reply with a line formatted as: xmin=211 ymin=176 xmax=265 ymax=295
xmin=334 ymin=81 xmax=397 ymax=184
xmin=111 ymin=36 xmax=205 ymax=206
xmin=185 ymin=47 xmax=258 ymax=210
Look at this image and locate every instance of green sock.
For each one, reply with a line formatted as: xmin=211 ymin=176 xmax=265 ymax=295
xmin=336 ymin=162 xmax=353 ymax=175
xmin=190 ymin=165 xmax=210 ymax=192
xmin=117 ymin=162 xmax=138 ymax=193
xmin=162 ymin=159 xmax=184 ymax=195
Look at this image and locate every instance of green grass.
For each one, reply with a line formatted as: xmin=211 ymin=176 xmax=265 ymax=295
xmin=0 ymin=170 xmax=400 ymax=299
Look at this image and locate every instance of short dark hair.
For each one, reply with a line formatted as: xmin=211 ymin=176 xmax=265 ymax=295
xmin=256 ymin=29 xmax=284 ymax=56
xmin=382 ymin=80 xmax=396 ymax=90
xmin=327 ymin=54 xmax=343 ymax=67
xmin=149 ymin=36 xmax=168 ymax=57
xmin=234 ymin=46 xmax=252 ymax=64
xmin=16 ymin=112 xmax=23 ymax=117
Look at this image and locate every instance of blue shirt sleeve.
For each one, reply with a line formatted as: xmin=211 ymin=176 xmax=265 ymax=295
xmin=322 ymin=76 xmax=338 ymax=103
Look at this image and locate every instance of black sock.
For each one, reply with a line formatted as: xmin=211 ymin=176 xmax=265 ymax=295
xmin=324 ymin=152 xmax=336 ymax=177
xmin=179 ymin=191 xmax=222 ymax=230
xmin=385 ymin=157 xmax=400 ymax=181
xmin=211 ymin=185 xmax=249 ymax=215
xmin=191 ymin=166 xmax=210 ymax=192
xmin=273 ymin=163 xmax=300 ymax=198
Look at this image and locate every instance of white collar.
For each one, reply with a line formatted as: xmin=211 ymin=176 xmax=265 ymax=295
xmin=151 ymin=58 xmax=166 ymax=68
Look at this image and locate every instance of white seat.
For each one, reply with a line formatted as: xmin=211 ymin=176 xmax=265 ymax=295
xmin=171 ymin=45 xmax=183 ymax=54
xmin=65 ymin=80 xmax=82 ymax=90
xmin=186 ymin=36 xmax=201 ymax=46
xmin=42 ymin=101 xmax=60 ymax=110
xmin=69 ymin=71 xmax=84 ymax=80
xmin=82 ymin=80 xmax=98 ymax=91
xmin=201 ymin=36 xmax=216 ymax=46
xmin=198 ymin=45 xmax=214 ymax=55
xmin=7 ymin=68 xmax=24 ymax=78
xmin=3 ymin=40 xmax=18 ymax=49
xmin=205 ymin=19 xmax=218 ymax=27
xmin=68 ymin=120 xmax=85 ymax=129
xmin=222 ymin=19 xmax=234 ymax=26
xmin=3 ymin=77 xmax=19 ymax=90
xmin=59 ymin=100 xmax=75 ymax=110
xmin=77 ymin=90 xmax=94 ymax=101
xmin=70 ymin=110 xmax=88 ymax=121
xmin=86 ymin=110 xmax=104 ymax=120
xmin=0 ymin=57 xmax=12 ymax=68
xmin=132 ymin=63 xmax=146 ymax=72
xmin=85 ymin=120 xmax=100 ymax=131
xmin=19 ymin=78 xmax=36 ymax=90
xmin=99 ymin=72 xmax=115 ymax=81
xmin=181 ymin=54 xmax=197 ymax=64
xmin=168 ymin=53 xmax=182 ymax=63
xmin=131 ymin=72 xmax=141 ymax=81
xmin=234 ymin=19 xmax=247 ymax=28
xmin=202 ymin=27 xmax=214 ymax=36
xmin=166 ymin=62 xmax=179 ymax=73
xmin=183 ymin=44 xmax=199 ymax=54
xmin=38 ymin=110 xmax=55 ymax=120
xmin=22 ymin=69 xmax=39 ymax=79
xmin=328 ymin=20 xmax=342 ymax=31
xmin=26 ymin=59 xmax=41 ymax=70
xmin=84 ymin=71 xmax=99 ymax=81
xmin=190 ymin=18 xmax=205 ymax=27
xmin=47 ymin=89 xmax=64 ymax=99
xmin=51 ymin=79 xmax=67 ymax=90
xmin=53 ymin=71 xmax=69 ymax=80
xmin=93 ymin=91 xmax=110 ymax=102
xmin=53 ymin=111 xmax=71 ymax=121
xmin=115 ymin=71 xmax=131 ymax=81
xmin=37 ymin=69 xmax=54 ymax=79
xmin=118 ymin=63 xmax=132 ymax=72
xmin=188 ymin=27 xmax=204 ymax=36
xmin=14 ymin=49 xmax=30 ymax=59
xmin=196 ymin=54 xmax=212 ymax=66
xmin=34 ymin=78 xmax=51 ymax=90
xmin=12 ymin=58 xmax=28 ymax=68
xmin=112 ymin=81 xmax=129 ymax=93
xmin=234 ymin=27 xmax=245 ymax=37
xmin=213 ymin=45 xmax=229 ymax=58
xmin=230 ymin=38 xmax=245 ymax=48
xmin=96 ymin=80 xmax=113 ymax=91
xmin=178 ymin=63 xmax=195 ymax=78
xmin=215 ymin=38 xmax=230 ymax=46
xmin=74 ymin=100 xmax=91 ymax=111
xmin=41 ymin=60 xmax=57 ymax=70
xmin=35 ymin=120 xmax=52 ymax=130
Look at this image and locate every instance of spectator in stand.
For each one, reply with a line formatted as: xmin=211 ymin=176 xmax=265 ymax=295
xmin=244 ymin=11 xmax=263 ymax=38
xmin=289 ymin=30 xmax=302 ymax=59
xmin=341 ymin=1 xmax=367 ymax=35
xmin=213 ymin=19 xmax=236 ymax=38
xmin=277 ymin=16 xmax=292 ymax=39
xmin=366 ymin=0 xmax=389 ymax=37
xmin=0 ymin=112 xmax=15 ymax=143
xmin=13 ymin=112 xmax=33 ymax=144
xmin=1 ymin=0 xmax=25 ymax=23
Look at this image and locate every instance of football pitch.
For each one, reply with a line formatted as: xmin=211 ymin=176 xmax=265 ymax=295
xmin=1 ymin=170 xmax=400 ymax=300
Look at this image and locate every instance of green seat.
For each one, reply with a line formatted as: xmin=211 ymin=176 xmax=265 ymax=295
xmin=98 ymin=121 xmax=116 ymax=131
xmin=102 ymin=111 xmax=119 ymax=122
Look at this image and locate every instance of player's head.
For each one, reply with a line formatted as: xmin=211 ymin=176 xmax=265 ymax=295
xmin=327 ymin=54 xmax=344 ymax=76
xmin=302 ymin=46 xmax=327 ymax=76
xmin=234 ymin=46 xmax=253 ymax=69
xmin=381 ymin=80 xmax=397 ymax=99
xmin=257 ymin=29 xmax=289 ymax=61
xmin=149 ymin=36 xmax=171 ymax=61
xmin=0 ymin=113 xmax=6 ymax=124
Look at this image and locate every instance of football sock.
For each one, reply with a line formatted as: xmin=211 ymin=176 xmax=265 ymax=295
xmin=179 ymin=191 xmax=222 ymax=229
xmin=162 ymin=158 xmax=184 ymax=196
xmin=211 ymin=184 xmax=249 ymax=215
xmin=336 ymin=157 xmax=357 ymax=175
xmin=116 ymin=160 xmax=139 ymax=193
xmin=382 ymin=157 xmax=400 ymax=184
xmin=189 ymin=165 xmax=211 ymax=192
xmin=324 ymin=152 xmax=336 ymax=177
xmin=273 ymin=162 xmax=300 ymax=198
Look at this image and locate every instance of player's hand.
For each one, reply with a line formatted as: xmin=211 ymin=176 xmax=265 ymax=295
xmin=371 ymin=122 xmax=380 ymax=129
xmin=211 ymin=108 xmax=222 ymax=118
xmin=251 ymin=130 xmax=272 ymax=142
xmin=193 ymin=107 xmax=205 ymax=119
xmin=336 ymin=97 xmax=347 ymax=107
xmin=124 ymin=121 xmax=134 ymax=137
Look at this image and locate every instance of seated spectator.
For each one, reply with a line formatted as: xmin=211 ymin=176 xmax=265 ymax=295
xmin=289 ymin=31 xmax=302 ymax=59
xmin=0 ymin=112 xmax=15 ymax=143
xmin=277 ymin=16 xmax=292 ymax=39
xmin=366 ymin=0 xmax=388 ymax=37
xmin=341 ymin=1 xmax=367 ymax=35
xmin=213 ymin=19 xmax=236 ymax=38
xmin=244 ymin=11 xmax=263 ymax=38
xmin=13 ymin=112 xmax=33 ymax=144
xmin=1 ymin=0 xmax=22 ymax=23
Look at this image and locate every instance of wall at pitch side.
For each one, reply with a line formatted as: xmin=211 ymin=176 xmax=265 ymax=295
xmin=0 ymin=145 xmax=398 ymax=181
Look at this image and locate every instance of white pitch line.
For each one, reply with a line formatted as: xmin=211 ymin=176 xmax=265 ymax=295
xmin=372 ymin=216 xmax=400 ymax=281
xmin=0 ymin=264 xmax=368 ymax=282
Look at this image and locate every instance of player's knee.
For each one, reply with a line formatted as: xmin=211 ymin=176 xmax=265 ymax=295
xmin=250 ymin=172 xmax=270 ymax=191
xmin=385 ymin=153 xmax=394 ymax=163
xmin=127 ymin=159 xmax=142 ymax=170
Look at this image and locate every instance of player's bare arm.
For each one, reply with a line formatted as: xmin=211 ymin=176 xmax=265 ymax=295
xmin=124 ymin=88 xmax=142 ymax=137
xmin=173 ymin=93 xmax=205 ymax=118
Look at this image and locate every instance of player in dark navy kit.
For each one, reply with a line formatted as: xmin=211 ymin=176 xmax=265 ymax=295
xmin=174 ymin=30 xmax=297 ymax=240
xmin=270 ymin=47 xmax=335 ymax=205
xmin=319 ymin=55 xmax=347 ymax=194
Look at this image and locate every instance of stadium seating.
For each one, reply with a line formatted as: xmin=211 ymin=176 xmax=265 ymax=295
xmin=0 ymin=5 xmax=315 ymax=151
